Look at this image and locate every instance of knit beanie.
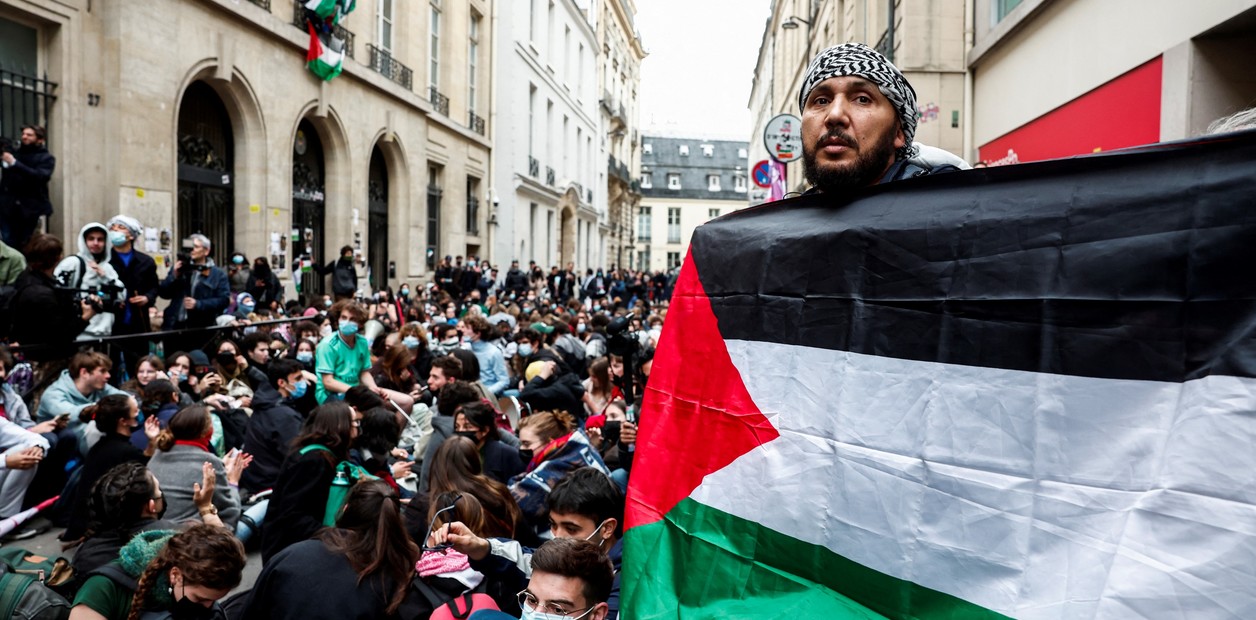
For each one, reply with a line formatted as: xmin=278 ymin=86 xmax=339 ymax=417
xmin=117 ymin=529 xmax=179 ymax=606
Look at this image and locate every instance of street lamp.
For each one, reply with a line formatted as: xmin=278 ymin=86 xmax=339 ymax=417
xmin=781 ymin=16 xmax=812 ymax=30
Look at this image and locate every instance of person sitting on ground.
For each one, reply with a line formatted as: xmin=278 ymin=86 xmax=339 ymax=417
xmin=69 ymin=523 xmax=246 ymax=620
xmin=418 ymin=380 xmax=483 ymax=495
xmin=145 ymin=405 xmax=249 ymax=530
xmin=37 ymin=351 xmax=126 ymax=454
xmin=0 ymin=382 xmax=49 ymax=533
xmin=134 ymin=379 xmax=180 ymax=452
xmin=63 ymin=395 xmax=161 ymax=542
xmin=511 ymin=411 xmax=608 ymax=534
xmin=451 ymin=468 xmax=627 ymax=619
xmin=0 ymin=344 xmax=57 ymax=437
xmin=355 ymin=405 xmax=411 ymax=492
xmin=239 ymin=358 xmax=309 ymax=497
xmin=443 ymin=537 xmax=615 ymax=620
xmin=119 ymin=355 xmax=167 ymax=397
xmin=410 ymin=492 xmax=519 ymax=616
xmin=450 ymin=348 xmax=497 ymax=404
xmin=461 ymin=315 xmax=509 ymax=396
xmin=67 ymin=463 xmax=182 ymax=594
xmin=244 ymin=480 xmax=418 ymax=619
xmin=453 ymin=401 xmax=523 ymax=486
xmin=261 ymin=401 xmax=359 ymax=563
xmin=409 ymin=435 xmax=523 ymax=544
xmin=518 ymin=358 xmax=587 ymax=428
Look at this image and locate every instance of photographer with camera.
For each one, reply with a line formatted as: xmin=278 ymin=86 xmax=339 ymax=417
xmin=52 ymin=222 xmax=127 ymax=340
xmin=158 ymin=234 xmax=229 ymax=351
xmin=0 ymin=125 xmax=55 ymax=250
xmin=8 ymin=234 xmax=97 ymax=361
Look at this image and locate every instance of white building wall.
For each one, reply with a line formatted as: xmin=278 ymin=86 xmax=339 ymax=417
xmin=494 ymin=0 xmax=601 ymax=269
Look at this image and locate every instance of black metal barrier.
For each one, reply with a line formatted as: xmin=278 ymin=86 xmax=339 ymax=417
xmin=9 ymin=315 xmax=311 ymax=362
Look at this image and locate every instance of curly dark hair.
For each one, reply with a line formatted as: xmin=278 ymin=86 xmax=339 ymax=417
xmin=127 ymin=524 xmax=245 ymax=620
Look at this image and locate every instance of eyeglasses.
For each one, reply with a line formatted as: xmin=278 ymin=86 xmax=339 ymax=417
xmin=517 ymin=591 xmax=595 ymax=618
xmin=421 ymin=494 xmax=463 ymax=552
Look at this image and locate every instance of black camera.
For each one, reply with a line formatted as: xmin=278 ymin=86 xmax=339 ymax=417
xmin=0 ymin=137 xmax=14 ymax=155
xmin=606 ymin=316 xmax=640 ymax=358
xmin=176 ymin=252 xmax=194 ymax=277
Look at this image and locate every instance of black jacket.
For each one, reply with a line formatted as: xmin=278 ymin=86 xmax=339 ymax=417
xmin=0 ymin=143 xmax=55 ymax=217
xmin=9 ymin=269 xmax=88 ymax=360
xmin=481 ymin=439 xmax=525 ymax=486
xmin=319 ymin=257 xmax=357 ymax=296
xmin=245 ymin=539 xmax=401 ymax=620
xmin=108 ymin=249 xmax=158 ymax=334
xmin=519 ymin=372 xmax=587 ymax=424
xmin=240 ymin=384 xmax=304 ymax=495
xmin=64 ymin=433 xmax=148 ymax=541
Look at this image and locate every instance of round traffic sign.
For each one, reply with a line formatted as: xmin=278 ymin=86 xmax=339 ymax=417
xmin=763 ymin=114 xmax=803 ymax=163
xmin=752 ymin=160 xmax=772 ymax=188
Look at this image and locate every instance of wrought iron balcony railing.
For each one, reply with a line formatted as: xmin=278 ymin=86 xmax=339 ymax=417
xmin=546 ymin=166 xmax=556 ymax=187
xmin=468 ymin=111 xmax=486 ymax=135
xmin=528 ymin=156 xmax=540 ymax=178
xmin=367 ymin=44 xmax=413 ymax=90
xmin=428 ymin=86 xmax=450 ymax=116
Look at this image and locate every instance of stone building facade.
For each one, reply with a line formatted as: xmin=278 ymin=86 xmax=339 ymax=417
xmin=597 ymin=0 xmax=646 ymax=272
xmin=0 ymin=0 xmax=493 ymax=299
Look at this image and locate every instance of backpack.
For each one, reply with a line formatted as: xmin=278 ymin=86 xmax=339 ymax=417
xmin=298 ymin=444 xmax=377 ymax=526
xmin=0 ymin=548 xmax=73 ymax=620
xmin=400 ymin=576 xmax=499 ymax=620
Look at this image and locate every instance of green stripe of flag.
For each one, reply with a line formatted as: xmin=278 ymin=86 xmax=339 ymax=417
xmin=623 ymin=498 xmax=1010 ymax=620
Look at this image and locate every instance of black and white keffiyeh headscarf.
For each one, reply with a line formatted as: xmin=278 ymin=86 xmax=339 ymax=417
xmin=798 ymin=42 xmax=918 ymax=159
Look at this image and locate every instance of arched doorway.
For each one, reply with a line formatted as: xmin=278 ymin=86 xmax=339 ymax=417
xmin=367 ymin=145 xmax=389 ymax=290
xmin=293 ymin=118 xmax=326 ymax=298
xmin=177 ymin=81 xmax=233 ymax=265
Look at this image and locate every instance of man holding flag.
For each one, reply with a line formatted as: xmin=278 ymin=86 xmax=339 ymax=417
xmin=621 ymin=41 xmax=1256 ymax=620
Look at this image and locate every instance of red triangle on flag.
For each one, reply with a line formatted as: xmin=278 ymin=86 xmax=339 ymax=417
xmin=626 ymin=252 xmax=779 ymax=529
xmin=306 ymin=22 xmax=322 ymax=64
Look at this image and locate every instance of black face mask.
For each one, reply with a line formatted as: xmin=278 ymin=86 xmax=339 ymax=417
xmin=454 ymin=430 xmax=479 ymax=443
xmin=602 ymin=421 xmax=622 ymax=446
xmin=154 ymin=495 xmax=167 ymax=520
xmin=215 ymin=352 xmax=236 ymax=368
xmin=170 ymin=584 xmax=216 ymax=620
xmin=518 ymin=448 xmax=534 ymax=465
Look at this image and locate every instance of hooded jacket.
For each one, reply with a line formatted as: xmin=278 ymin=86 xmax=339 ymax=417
xmin=52 ymin=222 xmax=127 ymax=339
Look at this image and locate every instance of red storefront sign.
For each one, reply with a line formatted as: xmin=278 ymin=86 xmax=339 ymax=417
xmin=978 ymin=57 xmax=1163 ymax=165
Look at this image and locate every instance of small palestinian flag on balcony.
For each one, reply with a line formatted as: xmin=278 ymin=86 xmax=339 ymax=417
xmin=306 ymin=23 xmax=345 ymax=82
xmin=304 ymin=0 xmax=355 ymax=24
xmin=622 ymin=131 xmax=1256 ymax=618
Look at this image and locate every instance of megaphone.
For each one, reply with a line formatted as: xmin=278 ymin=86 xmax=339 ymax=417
xmin=362 ymin=319 xmax=387 ymax=345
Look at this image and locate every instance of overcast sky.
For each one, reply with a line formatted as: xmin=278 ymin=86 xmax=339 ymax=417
xmin=635 ymin=0 xmax=772 ymax=141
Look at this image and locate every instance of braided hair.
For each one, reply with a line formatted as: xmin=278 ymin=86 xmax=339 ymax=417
xmin=127 ymin=524 xmax=245 ymax=620
xmin=83 ymin=462 xmax=157 ymax=541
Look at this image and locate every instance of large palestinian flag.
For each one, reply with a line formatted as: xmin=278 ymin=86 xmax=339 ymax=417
xmin=622 ymin=131 xmax=1256 ymax=619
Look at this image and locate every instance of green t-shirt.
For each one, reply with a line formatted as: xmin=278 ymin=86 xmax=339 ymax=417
xmin=314 ymin=332 xmax=372 ymax=403
xmin=73 ymin=573 xmax=132 ymax=620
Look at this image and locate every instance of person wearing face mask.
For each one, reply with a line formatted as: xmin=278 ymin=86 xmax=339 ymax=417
xmin=68 ymin=463 xmax=185 ymax=595
xmin=427 ymin=471 xmax=623 ymax=620
xmin=70 ymin=523 xmax=246 ymax=620
xmin=313 ymin=300 xmax=384 ymax=403
xmin=452 ymin=401 xmax=523 ymax=486
xmin=63 ymin=395 xmax=161 ymax=542
xmin=106 ymin=215 xmax=158 ymax=367
xmin=239 ymin=359 xmax=310 ymax=497
xmin=315 ymin=245 xmax=358 ymax=301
